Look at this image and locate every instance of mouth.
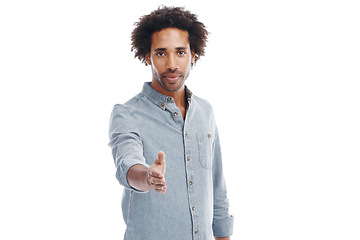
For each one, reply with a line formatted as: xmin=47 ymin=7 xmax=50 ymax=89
xmin=163 ymin=74 xmax=181 ymax=83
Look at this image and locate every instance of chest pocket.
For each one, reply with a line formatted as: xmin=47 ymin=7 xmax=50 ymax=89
xmin=196 ymin=132 xmax=214 ymax=169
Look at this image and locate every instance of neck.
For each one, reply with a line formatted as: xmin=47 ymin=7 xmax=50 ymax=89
xmin=151 ymin=80 xmax=187 ymax=108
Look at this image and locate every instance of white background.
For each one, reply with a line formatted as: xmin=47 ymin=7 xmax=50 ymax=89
xmin=1 ymin=0 xmax=359 ymax=239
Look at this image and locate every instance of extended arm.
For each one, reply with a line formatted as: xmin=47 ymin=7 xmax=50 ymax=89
xmin=109 ymin=105 xmax=167 ymax=194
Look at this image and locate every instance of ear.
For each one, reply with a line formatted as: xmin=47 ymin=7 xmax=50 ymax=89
xmin=145 ymin=53 xmax=151 ymax=65
xmin=191 ymin=50 xmax=196 ymax=65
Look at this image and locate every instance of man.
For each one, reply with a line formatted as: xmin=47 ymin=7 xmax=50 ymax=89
xmin=108 ymin=6 xmax=234 ymax=240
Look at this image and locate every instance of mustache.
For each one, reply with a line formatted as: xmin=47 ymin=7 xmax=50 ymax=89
xmin=161 ymin=69 xmax=183 ymax=77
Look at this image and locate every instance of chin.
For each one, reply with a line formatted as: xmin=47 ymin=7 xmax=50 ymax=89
xmin=162 ymin=80 xmax=185 ymax=92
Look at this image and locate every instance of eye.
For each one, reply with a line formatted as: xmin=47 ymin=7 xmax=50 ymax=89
xmin=178 ymin=51 xmax=186 ymax=56
xmin=156 ymin=52 xmax=165 ymax=57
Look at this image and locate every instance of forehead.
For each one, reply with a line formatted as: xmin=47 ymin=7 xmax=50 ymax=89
xmin=151 ymin=28 xmax=190 ymax=49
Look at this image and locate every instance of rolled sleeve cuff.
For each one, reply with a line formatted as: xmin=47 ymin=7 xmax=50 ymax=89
xmin=213 ymin=215 xmax=234 ymax=238
xmin=116 ymin=158 xmax=150 ymax=193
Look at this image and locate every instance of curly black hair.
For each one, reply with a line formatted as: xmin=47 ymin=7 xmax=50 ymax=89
xmin=131 ymin=6 xmax=208 ymax=66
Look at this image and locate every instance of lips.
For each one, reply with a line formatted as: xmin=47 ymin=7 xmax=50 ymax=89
xmin=163 ymin=74 xmax=181 ymax=83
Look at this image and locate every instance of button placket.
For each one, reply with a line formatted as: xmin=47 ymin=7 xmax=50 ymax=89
xmin=166 ymin=99 xmax=183 ymax=129
xmin=183 ymin=126 xmax=199 ymax=239
xmin=183 ymin=110 xmax=199 ymax=239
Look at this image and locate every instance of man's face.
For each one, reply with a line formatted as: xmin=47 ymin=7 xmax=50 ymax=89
xmin=146 ymin=28 xmax=195 ymax=93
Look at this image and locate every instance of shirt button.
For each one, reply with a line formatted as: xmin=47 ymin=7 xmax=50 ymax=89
xmin=187 ymin=156 xmax=190 ymax=161
xmin=192 ymin=206 xmax=196 ymax=211
xmin=185 ymin=133 xmax=188 ymax=138
xmin=194 ymin=230 xmax=198 ymax=234
xmin=174 ymin=112 xmax=178 ymax=116
xmin=161 ymin=103 xmax=165 ymax=108
xmin=208 ymin=133 xmax=211 ymax=138
xmin=189 ymin=181 xmax=193 ymax=186
xmin=167 ymin=97 xmax=172 ymax=101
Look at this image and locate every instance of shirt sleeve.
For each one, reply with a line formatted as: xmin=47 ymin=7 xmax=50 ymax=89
xmin=108 ymin=104 xmax=150 ymax=192
xmin=212 ymin=128 xmax=234 ymax=237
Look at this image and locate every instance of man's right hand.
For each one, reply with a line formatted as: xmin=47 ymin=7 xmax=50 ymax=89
xmin=127 ymin=151 xmax=167 ymax=193
xmin=147 ymin=151 xmax=167 ymax=194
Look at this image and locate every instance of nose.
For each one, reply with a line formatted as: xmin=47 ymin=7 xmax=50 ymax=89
xmin=166 ymin=54 xmax=177 ymax=71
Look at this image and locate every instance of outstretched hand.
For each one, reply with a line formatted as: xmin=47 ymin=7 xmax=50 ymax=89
xmin=147 ymin=151 xmax=167 ymax=194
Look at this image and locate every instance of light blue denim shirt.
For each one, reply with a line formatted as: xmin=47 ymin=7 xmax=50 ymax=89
xmin=108 ymin=82 xmax=234 ymax=239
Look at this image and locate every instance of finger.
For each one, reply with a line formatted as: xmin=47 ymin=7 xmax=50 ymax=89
xmin=155 ymin=185 xmax=167 ymax=194
xmin=154 ymin=151 xmax=165 ymax=166
xmin=149 ymin=169 xmax=164 ymax=179
xmin=154 ymin=184 xmax=166 ymax=190
xmin=157 ymin=151 xmax=166 ymax=165
xmin=148 ymin=176 xmax=166 ymax=186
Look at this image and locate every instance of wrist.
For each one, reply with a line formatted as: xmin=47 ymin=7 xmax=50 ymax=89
xmin=127 ymin=164 xmax=151 ymax=191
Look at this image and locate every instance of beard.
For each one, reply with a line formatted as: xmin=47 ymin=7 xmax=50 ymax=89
xmin=151 ymin=67 xmax=191 ymax=92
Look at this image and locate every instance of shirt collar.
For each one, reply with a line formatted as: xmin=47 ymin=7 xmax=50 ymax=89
xmin=141 ymin=82 xmax=193 ymax=110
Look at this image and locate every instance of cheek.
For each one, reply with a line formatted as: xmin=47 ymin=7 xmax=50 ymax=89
xmin=182 ymin=57 xmax=192 ymax=69
xmin=149 ymin=57 xmax=157 ymax=72
xmin=185 ymin=55 xmax=192 ymax=65
xmin=151 ymin=59 xmax=167 ymax=75
xmin=151 ymin=58 xmax=160 ymax=72
xmin=151 ymin=62 xmax=159 ymax=74
xmin=150 ymin=62 xmax=163 ymax=78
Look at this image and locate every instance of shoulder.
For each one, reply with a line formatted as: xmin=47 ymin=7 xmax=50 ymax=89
xmin=124 ymin=93 xmax=143 ymax=108
xmin=111 ymin=93 xmax=143 ymax=116
xmin=192 ymin=95 xmax=215 ymax=115
xmin=192 ymin=95 xmax=212 ymax=107
xmin=109 ymin=103 xmax=141 ymax=137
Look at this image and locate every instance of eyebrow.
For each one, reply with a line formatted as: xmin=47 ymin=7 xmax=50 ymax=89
xmin=154 ymin=47 xmax=187 ymax=52
xmin=154 ymin=48 xmax=166 ymax=52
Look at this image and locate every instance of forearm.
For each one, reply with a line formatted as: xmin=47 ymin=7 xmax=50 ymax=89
xmin=212 ymin=130 xmax=233 ymax=239
xmin=127 ymin=164 xmax=151 ymax=191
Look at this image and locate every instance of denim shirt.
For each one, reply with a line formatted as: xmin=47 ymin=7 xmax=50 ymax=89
xmin=108 ymin=82 xmax=234 ymax=240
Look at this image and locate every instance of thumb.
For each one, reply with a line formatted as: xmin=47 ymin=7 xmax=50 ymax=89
xmin=156 ymin=151 xmax=166 ymax=165
xmin=154 ymin=151 xmax=166 ymax=177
